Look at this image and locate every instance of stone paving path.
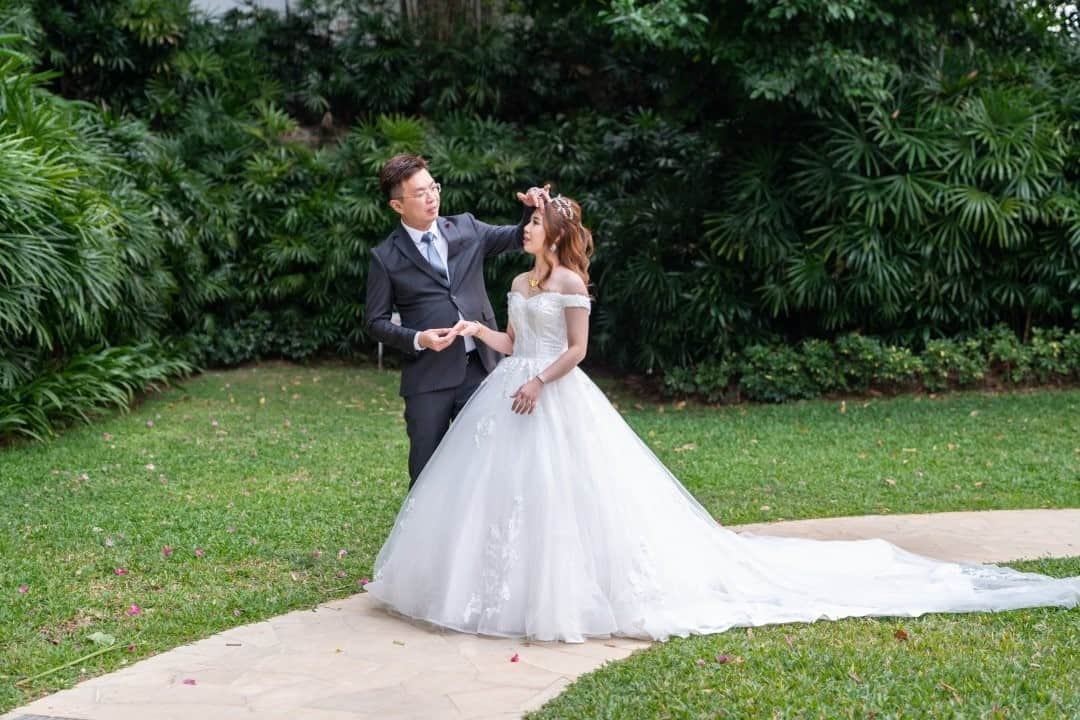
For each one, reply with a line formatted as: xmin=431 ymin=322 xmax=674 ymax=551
xmin=5 ymin=508 xmax=1077 ymax=720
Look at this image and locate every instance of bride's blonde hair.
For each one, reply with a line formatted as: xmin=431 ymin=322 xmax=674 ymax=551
xmin=537 ymin=195 xmax=593 ymax=288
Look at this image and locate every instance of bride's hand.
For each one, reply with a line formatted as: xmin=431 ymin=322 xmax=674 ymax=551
xmin=451 ymin=320 xmax=485 ymax=339
xmin=511 ymin=378 xmax=542 ymax=415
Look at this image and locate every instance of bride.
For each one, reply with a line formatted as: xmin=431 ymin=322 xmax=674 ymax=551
xmin=364 ymin=192 xmax=1080 ymax=643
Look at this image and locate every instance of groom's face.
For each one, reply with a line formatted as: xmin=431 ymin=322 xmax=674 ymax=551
xmin=390 ymin=169 xmax=440 ymax=229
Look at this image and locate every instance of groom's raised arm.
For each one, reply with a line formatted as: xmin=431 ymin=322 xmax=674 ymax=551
xmin=473 ymin=203 xmax=532 ymax=258
xmin=365 ymin=251 xmax=419 ymax=356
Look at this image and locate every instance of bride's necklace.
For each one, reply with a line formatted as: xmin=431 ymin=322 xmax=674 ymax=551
xmin=527 ymin=272 xmax=541 ymax=289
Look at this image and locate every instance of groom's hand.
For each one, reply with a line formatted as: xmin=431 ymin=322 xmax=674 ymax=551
xmin=418 ymin=328 xmax=458 ymax=352
xmin=517 ymin=183 xmax=552 ymax=209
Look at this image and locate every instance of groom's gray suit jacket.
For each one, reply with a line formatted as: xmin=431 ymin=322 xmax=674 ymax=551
xmin=364 ymin=210 xmax=528 ymax=397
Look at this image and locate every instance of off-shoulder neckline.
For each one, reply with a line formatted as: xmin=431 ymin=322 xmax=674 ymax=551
xmin=508 ymin=290 xmax=590 ymax=302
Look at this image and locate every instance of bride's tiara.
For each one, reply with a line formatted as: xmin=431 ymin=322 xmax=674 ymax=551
xmin=550 ymin=195 xmax=574 ymax=221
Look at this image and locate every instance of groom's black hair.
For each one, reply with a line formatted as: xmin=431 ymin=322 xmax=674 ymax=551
xmin=380 ymin=154 xmax=430 ymax=200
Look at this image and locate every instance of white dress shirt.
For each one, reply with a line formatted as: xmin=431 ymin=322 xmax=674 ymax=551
xmin=401 ymin=221 xmax=476 ymax=353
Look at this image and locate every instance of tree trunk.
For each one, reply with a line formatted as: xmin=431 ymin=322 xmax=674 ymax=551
xmin=401 ymin=0 xmax=499 ymax=41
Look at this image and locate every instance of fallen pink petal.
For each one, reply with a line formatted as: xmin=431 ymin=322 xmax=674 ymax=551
xmin=126 ymin=644 xmax=136 ymax=652
xmin=358 ymin=577 xmax=370 ymax=587
xmin=18 ymin=584 xmax=28 ymax=593
xmin=145 ymin=420 xmax=153 ymax=428
xmin=182 ymin=678 xmax=197 ymax=686
xmin=312 ymin=550 xmax=322 ymax=558
xmin=510 ymin=653 xmax=520 ymax=663
xmin=114 ymin=568 xmax=128 ymax=576
xmin=695 ymin=659 xmax=706 ymax=667
xmin=194 ymin=548 xmax=204 ymax=557
xmin=126 ymin=604 xmax=142 ymax=616
xmin=337 ymin=549 xmax=348 ymax=559
xmin=162 ymin=546 xmax=174 ymax=557
xmin=716 ymin=654 xmax=732 ymax=664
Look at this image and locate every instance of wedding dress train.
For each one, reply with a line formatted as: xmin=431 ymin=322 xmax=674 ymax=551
xmin=365 ymin=291 xmax=1079 ymax=642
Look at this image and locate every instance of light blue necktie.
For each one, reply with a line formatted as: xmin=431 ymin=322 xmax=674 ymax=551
xmin=420 ymin=231 xmax=449 ymax=286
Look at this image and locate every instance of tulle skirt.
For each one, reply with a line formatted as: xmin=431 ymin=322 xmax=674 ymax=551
xmin=365 ymin=357 xmax=1080 ymax=642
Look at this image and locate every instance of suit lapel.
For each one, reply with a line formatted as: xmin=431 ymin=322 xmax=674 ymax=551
xmin=444 ymin=218 xmax=466 ymax=291
xmin=392 ymin=225 xmax=449 ymax=288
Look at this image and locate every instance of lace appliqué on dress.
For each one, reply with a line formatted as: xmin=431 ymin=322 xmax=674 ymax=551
xmin=477 ymin=495 xmax=525 ymax=620
xmin=474 ymin=414 xmax=496 ymax=447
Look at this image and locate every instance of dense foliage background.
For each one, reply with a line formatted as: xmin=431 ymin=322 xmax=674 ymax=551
xmin=1 ymin=0 xmax=1079 ymax=438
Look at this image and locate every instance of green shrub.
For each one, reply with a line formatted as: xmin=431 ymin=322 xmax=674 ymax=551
xmin=799 ymin=338 xmax=847 ymax=394
xmin=1061 ymin=331 xmax=1080 ymax=378
xmin=875 ymin=345 xmax=924 ymax=390
xmin=978 ymin=325 xmax=1033 ymax=384
xmin=0 ymin=344 xmax=191 ymax=441
xmin=1029 ymin=328 xmax=1069 ymax=383
xmin=0 ymin=35 xmax=186 ymax=440
xmin=184 ymin=311 xmax=326 ymax=368
xmin=833 ymin=334 xmax=884 ymax=392
xmin=661 ymin=357 xmax=735 ymax=403
xmin=664 ymin=328 xmax=1078 ymax=404
xmin=921 ymin=338 xmax=988 ymax=392
xmin=738 ymin=344 xmax=816 ymax=403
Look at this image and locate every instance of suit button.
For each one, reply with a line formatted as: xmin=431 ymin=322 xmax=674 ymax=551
xmin=451 ymin=295 xmax=457 ymax=301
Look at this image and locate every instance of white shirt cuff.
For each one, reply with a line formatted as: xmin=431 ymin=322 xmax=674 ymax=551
xmin=413 ymin=331 xmax=423 ymax=352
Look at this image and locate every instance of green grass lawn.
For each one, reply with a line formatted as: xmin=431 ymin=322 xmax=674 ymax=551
xmin=527 ymin=558 xmax=1079 ymax=720
xmin=1 ymin=363 xmax=1077 ymax=715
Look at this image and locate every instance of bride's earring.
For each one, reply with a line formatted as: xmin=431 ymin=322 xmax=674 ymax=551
xmin=549 ymin=244 xmax=557 ymax=253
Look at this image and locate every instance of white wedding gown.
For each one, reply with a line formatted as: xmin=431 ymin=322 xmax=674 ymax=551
xmin=366 ymin=291 xmax=1080 ymax=642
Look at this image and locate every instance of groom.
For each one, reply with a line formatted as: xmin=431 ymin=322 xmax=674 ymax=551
xmin=365 ymin=154 xmax=540 ymax=487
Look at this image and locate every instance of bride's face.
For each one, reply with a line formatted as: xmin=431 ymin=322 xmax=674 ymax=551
xmin=523 ymin=210 xmax=547 ymax=256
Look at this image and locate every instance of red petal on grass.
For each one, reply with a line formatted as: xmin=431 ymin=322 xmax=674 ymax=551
xmin=716 ymin=654 xmax=732 ymax=664
xmin=18 ymin=584 xmax=28 ymax=593
xmin=162 ymin=546 xmax=174 ymax=557
xmin=510 ymin=653 xmax=520 ymax=663
xmin=114 ymin=568 xmax=128 ymax=575
xmin=194 ymin=548 xmax=204 ymax=557
xmin=358 ymin=577 xmax=370 ymax=587
xmin=126 ymin=644 xmax=136 ymax=652
xmin=126 ymin=604 xmax=142 ymax=616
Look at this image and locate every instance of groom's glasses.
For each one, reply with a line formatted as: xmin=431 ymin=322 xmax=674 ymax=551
xmin=394 ymin=182 xmax=442 ymax=201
